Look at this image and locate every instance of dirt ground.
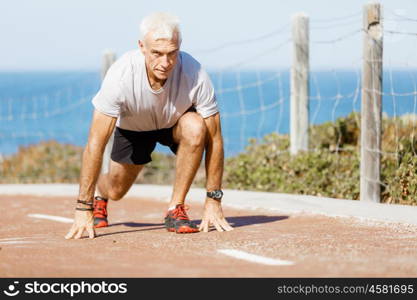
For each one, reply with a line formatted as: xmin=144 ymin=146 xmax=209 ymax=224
xmin=1 ymin=194 xmax=417 ymax=277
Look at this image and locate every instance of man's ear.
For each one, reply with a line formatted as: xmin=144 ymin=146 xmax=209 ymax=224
xmin=138 ymin=40 xmax=145 ymax=54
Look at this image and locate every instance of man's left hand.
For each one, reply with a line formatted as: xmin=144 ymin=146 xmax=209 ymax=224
xmin=199 ymin=198 xmax=234 ymax=232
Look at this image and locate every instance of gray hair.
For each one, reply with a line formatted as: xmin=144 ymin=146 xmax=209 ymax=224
xmin=140 ymin=12 xmax=182 ymax=44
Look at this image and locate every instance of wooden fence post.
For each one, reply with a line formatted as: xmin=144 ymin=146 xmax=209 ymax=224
xmin=290 ymin=13 xmax=310 ymax=155
xmin=101 ymin=50 xmax=116 ymax=174
xmin=360 ymin=3 xmax=383 ymax=202
xmin=101 ymin=50 xmax=116 ymax=80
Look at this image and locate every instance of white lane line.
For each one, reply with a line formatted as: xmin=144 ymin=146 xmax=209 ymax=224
xmin=28 ymin=214 xmax=73 ymax=223
xmin=0 ymin=237 xmax=32 ymax=242
xmin=0 ymin=241 xmax=36 ymax=245
xmin=218 ymin=249 xmax=294 ymax=266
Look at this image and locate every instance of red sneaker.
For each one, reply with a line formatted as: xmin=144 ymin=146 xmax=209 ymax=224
xmin=93 ymin=196 xmax=108 ymax=228
xmin=164 ymin=204 xmax=199 ymax=234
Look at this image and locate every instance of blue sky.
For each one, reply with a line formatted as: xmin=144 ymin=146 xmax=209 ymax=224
xmin=1 ymin=0 xmax=416 ymax=71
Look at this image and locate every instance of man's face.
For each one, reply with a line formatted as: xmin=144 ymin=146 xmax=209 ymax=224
xmin=139 ymin=32 xmax=180 ymax=82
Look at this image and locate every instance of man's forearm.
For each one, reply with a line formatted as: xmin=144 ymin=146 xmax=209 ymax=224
xmin=78 ymin=143 xmax=106 ymax=202
xmin=205 ymin=134 xmax=224 ymax=191
xmin=76 ymin=110 xmax=116 ymax=202
xmin=200 ymin=130 xmax=234 ymax=232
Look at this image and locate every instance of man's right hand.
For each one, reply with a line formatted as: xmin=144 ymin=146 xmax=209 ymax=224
xmin=65 ymin=210 xmax=96 ymax=239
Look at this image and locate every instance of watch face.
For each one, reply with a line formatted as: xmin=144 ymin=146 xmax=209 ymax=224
xmin=208 ymin=190 xmax=223 ymax=199
xmin=213 ymin=190 xmax=223 ymax=199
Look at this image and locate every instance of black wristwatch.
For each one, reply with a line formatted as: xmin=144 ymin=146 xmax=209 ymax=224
xmin=207 ymin=190 xmax=223 ymax=201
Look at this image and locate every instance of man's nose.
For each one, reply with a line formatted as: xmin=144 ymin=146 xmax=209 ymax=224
xmin=160 ymin=55 xmax=170 ymax=69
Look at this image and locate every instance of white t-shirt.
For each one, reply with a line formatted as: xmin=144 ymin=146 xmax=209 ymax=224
xmin=92 ymin=49 xmax=218 ymax=132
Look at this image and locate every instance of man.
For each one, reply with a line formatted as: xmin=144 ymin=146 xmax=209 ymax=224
xmin=65 ymin=12 xmax=233 ymax=239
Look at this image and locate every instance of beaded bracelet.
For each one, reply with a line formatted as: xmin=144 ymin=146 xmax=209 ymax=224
xmin=77 ymin=200 xmax=94 ymax=206
xmin=75 ymin=207 xmax=94 ymax=211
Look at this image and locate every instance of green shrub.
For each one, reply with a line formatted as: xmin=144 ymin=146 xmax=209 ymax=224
xmin=0 ymin=141 xmax=82 ymax=183
xmin=224 ymin=136 xmax=360 ymax=200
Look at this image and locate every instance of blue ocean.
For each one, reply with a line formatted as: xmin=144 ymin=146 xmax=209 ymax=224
xmin=0 ymin=70 xmax=416 ymax=157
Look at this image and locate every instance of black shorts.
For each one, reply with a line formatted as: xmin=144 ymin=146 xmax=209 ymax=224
xmin=111 ymin=126 xmax=178 ymax=165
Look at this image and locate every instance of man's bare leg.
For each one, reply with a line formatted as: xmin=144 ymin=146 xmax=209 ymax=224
xmin=169 ymin=112 xmax=206 ymax=207
xmin=97 ymin=160 xmax=144 ymax=200
xmin=92 ymin=160 xmax=143 ymax=227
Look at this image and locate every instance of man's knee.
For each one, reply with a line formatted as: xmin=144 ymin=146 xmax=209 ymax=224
xmin=106 ymin=174 xmax=129 ymax=200
xmin=102 ymin=162 xmax=141 ymax=201
xmin=179 ymin=113 xmax=207 ymax=148
xmin=107 ymin=187 xmax=125 ymax=201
